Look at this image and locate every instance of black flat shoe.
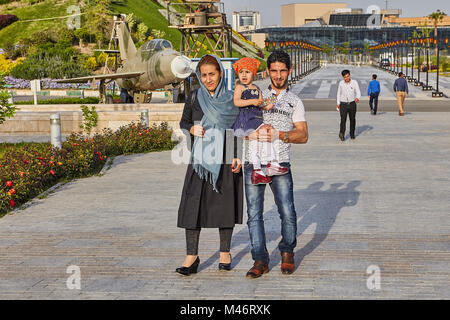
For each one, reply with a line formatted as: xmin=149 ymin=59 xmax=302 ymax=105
xmin=218 ymin=254 xmax=232 ymax=271
xmin=176 ymin=257 xmax=200 ymax=276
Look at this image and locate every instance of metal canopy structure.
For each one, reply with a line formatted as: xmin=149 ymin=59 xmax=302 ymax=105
xmin=167 ymin=0 xmax=232 ymax=58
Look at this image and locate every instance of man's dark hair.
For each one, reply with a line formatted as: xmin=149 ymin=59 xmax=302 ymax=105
xmin=372 ymin=74 xmax=377 ymax=79
xmin=399 ymin=72 xmax=404 ymax=77
xmin=341 ymin=69 xmax=350 ymax=77
xmin=267 ymin=50 xmax=291 ymax=70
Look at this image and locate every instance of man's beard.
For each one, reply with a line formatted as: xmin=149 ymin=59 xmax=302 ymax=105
xmin=271 ymin=78 xmax=288 ymax=90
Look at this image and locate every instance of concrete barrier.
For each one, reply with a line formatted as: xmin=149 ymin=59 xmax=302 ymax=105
xmin=0 ymin=103 xmax=184 ymax=135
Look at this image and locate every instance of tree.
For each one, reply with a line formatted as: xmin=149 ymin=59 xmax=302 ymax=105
xmin=418 ymin=23 xmax=434 ymax=68
xmin=86 ymin=0 xmax=112 ymax=47
xmin=428 ymin=10 xmax=447 ymax=55
xmin=137 ymin=23 xmax=149 ymax=42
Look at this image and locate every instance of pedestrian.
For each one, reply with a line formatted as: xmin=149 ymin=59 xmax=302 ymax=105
xmin=368 ymin=74 xmax=380 ymax=115
xmin=244 ymin=50 xmax=308 ymax=278
xmin=231 ymin=57 xmax=288 ymax=185
xmin=336 ymin=69 xmax=361 ymax=141
xmin=393 ymin=72 xmax=409 ymax=116
xmin=176 ymin=54 xmax=244 ymax=276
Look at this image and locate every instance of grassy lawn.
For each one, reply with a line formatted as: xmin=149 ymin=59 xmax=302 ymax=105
xmin=0 ymin=0 xmax=78 ymax=47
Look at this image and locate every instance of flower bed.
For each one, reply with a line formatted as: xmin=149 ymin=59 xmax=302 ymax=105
xmin=0 ymin=121 xmax=176 ymax=216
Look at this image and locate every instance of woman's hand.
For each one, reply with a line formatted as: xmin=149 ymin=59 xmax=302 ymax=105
xmin=190 ymin=125 xmax=205 ymax=137
xmin=231 ymin=158 xmax=242 ymax=173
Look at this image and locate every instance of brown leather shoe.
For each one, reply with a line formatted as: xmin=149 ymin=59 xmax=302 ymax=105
xmin=281 ymin=252 xmax=295 ymax=274
xmin=246 ymin=261 xmax=269 ymax=278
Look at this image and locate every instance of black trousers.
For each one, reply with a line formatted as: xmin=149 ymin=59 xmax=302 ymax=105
xmin=340 ymin=101 xmax=357 ymax=137
xmin=369 ymin=92 xmax=379 ymax=114
xmin=185 ymin=228 xmax=233 ymax=255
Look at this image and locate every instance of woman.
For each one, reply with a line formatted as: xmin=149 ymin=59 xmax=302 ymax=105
xmin=176 ymin=55 xmax=243 ymax=276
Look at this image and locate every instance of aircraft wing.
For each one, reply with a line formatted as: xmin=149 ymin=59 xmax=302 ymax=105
xmin=56 ymin=71 xmax=145 ymax=83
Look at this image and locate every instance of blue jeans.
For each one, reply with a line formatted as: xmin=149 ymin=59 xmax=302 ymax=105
xmin=244 ymin=162 xmax=297 ymax=264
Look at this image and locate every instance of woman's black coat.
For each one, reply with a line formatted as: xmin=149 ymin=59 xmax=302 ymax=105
xmin=177 ymin=90 xmax=243 ymax=229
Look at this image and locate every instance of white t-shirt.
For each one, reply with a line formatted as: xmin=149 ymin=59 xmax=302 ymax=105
xmin=243 ymin=86 xmax=306 ymax=164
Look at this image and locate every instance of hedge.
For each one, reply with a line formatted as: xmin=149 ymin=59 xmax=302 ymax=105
xmin=0 ymin=14 xmax=18 ymax=31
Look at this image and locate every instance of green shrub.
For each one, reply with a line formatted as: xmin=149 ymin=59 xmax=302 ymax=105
xmin=13 ymin=97 xmax=100 ymax=105
xmin=0 ymin=72 xmax=16 ymax=124
xmin=10 ymin=40 xmax=90 ymax=80
xmin=79 ymin=105 xmax=98 ymax=135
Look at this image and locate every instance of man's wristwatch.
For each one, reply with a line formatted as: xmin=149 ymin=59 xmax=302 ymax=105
xmin=283 ymin=131 xmax=289 ymax=143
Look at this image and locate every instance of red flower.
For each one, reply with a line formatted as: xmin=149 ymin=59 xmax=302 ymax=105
xmin=49 ymin=170 xmax=55 ymax=176
xmin=99 ymin=157 xmax=103 ymax=161
xmin=9 ymin=199 xmax=15 ymax=207
xmin=23 ymin=160 xmax=29 ymax=164
xmin=5 ymin=180 xmax=13 ymax=187
xmin=138 ymin=133 xmax=142 ymax=136
xmin=8 ymin=188 xmax=16 ymax=195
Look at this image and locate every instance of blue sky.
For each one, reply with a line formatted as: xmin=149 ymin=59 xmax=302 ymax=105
xmin=224 ymin=0 xmax=450 ymax=27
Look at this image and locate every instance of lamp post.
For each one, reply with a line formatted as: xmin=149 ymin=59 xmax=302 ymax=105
xmin=409 ymin=39 xmax=415 ymax=83
xmin=423 ymin=38 xmax=433 ymax=91
xmin=432 ymin=37 xmax=446 ymax=97
xmin=416 ymin=47 xmax=421 ymax=86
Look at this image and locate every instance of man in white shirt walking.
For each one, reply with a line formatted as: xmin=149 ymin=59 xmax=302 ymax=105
xmin=336 ymin=69 xmax=361 ymax=141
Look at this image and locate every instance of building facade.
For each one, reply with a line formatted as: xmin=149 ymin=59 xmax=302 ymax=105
xmin=232 ymin=10 xmax=261 ymax=33
xmin=258 ymin=25 xmax=450 ymax=49
xmin=281 ymin=3 xmax=347 ymax=27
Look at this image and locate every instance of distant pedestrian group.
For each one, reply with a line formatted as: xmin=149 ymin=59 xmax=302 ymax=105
xmin=336 ymin=70 xmax=409 ymax=141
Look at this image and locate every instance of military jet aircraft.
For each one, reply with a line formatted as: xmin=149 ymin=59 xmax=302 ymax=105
xmin=58 ymin=16 xmax=193 ymax=103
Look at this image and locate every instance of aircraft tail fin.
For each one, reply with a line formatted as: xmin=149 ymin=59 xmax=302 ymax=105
xmin=116 ymin=21 xmax=137 ymax=61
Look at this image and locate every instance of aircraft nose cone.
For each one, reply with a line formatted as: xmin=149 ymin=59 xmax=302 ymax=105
xmin=171 ymin=55 xmax=193 ymax=79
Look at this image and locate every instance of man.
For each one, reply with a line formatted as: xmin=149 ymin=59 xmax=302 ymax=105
xmin=393 ymin=72 xmax=409 ymax=116
xmin=368 ymin=74 xmax=380 ymax=115
xmin=336 ymin=69 xmax=361 ymax=141
xmin=244 ymin=50 xmax=308 ymax=278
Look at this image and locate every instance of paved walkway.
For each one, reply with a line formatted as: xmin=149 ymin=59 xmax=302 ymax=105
xmin=1 ymin=110 xmax=449 ymax=299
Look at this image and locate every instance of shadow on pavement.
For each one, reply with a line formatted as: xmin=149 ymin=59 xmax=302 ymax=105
xmin=354 ymin=125 xmax=373 ymax=137
xmin=200 ymin=180 xmax=361 ymax=272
